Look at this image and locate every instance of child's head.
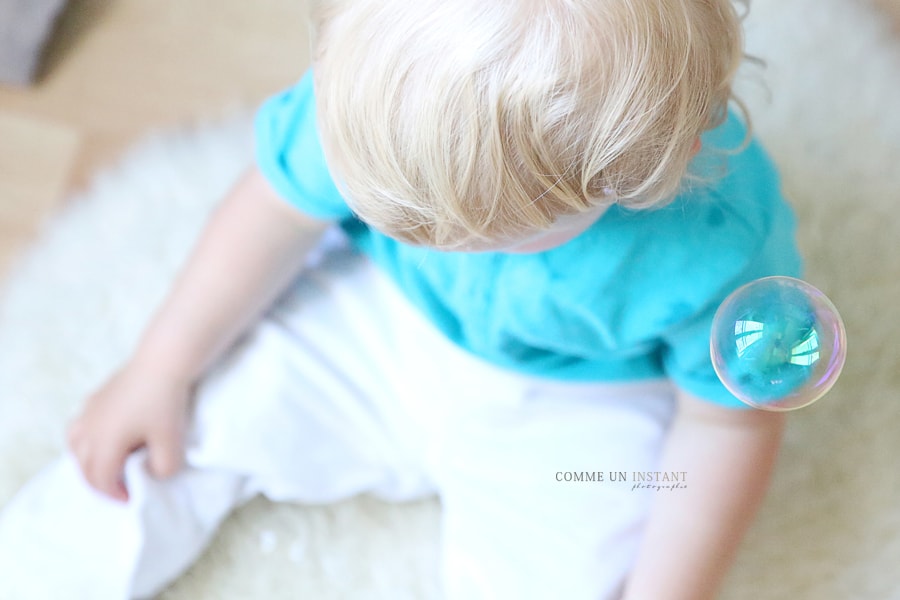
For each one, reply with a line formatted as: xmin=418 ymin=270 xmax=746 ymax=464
xmin=311 ymin=0 xmax=745 ymax=251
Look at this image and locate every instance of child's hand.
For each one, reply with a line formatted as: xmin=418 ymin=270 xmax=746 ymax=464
xmin=64 ymin=167 xmax=327 ymax=502
xmin=66 ymin=363 xmax=193 ymax=502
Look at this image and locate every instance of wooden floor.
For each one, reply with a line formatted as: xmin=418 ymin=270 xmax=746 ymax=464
xmin=0 ymin=0 xmax=898 ymax=275
xmin=0 ymin=0 xmax=309 ymax=274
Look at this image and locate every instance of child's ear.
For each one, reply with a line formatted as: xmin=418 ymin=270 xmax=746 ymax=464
xmin=691 ymin=137 xmax=703 ymax=157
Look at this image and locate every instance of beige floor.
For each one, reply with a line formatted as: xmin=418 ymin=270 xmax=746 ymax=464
xmin=0 ymin=0 xmax=898 ymax=276
xmin=0 ymin=0 xmax=310 ymax=274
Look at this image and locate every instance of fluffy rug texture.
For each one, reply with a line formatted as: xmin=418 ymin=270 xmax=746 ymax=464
xmin=1 ymin=0 xmax=899 ymax=598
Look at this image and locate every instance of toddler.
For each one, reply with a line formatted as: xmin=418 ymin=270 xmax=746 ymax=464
xmin=0 ymin=0 xmax=801 ymax=598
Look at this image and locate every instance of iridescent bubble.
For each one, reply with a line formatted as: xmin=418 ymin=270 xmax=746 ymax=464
xmin=710 ymin=276 xmax=847 ymax=411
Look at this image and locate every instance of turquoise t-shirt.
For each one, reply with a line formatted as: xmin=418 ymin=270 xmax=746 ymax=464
xmin=255 ymin=70 xmax=803 ymax=409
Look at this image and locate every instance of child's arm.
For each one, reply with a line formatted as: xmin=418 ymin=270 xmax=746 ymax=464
xmin=67 ymin=167 xmax=329 ymax=501
xmin=621 ymin=391 xmax=786 ymax=600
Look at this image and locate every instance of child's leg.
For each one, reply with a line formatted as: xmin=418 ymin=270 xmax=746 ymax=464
xmin=1 ymin=233 xmax=676 ymax=599
xmin=432 ymin=380 xmax=676 ymax=600
xmin=366 ymin=298 xmax=678 ymax=599
xmin=0 ymin=245 xmax=436 ymax=600
xmin=0 ymin=452 xmax=248 ymax=599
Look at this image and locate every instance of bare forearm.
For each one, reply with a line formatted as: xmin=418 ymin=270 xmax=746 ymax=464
xmin=622 ymin=393 xmax=786 ymax=600
xmin=133 ymin=167 xmax=328 ymax=382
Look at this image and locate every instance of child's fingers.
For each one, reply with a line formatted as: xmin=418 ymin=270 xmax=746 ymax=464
xmin=147 ymin=424 xmax=185 ymax=479
xmin=66 ymin=416 xmax=124 ymax=499
xmin=83 ymin=442 xmax=131 ymax=502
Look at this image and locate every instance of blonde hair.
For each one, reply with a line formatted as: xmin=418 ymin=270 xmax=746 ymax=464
xmin=311 ymin=0 xmax=746 ymax=249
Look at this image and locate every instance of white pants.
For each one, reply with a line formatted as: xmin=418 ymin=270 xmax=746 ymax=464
xmin=0 ymin=242 xmax=677 ymax=599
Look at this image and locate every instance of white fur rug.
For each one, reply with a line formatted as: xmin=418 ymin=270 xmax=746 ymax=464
xmin=1 ymin=1 xmax=899 ymax=598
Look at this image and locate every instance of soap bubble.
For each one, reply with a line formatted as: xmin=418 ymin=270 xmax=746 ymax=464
xmin=710 ymin=276 xmax=847 ymax=411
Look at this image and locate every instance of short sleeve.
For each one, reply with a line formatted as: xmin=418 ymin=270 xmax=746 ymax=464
xmin=661 ymin=302 xmax=748 ymax=408
xmin=657 ymin=112 xmax=804 ymax=408
xmin=659 ymin=192 xmax=803 ymax=408
xmin=254 ymin=70 xmax=353 ymax=220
